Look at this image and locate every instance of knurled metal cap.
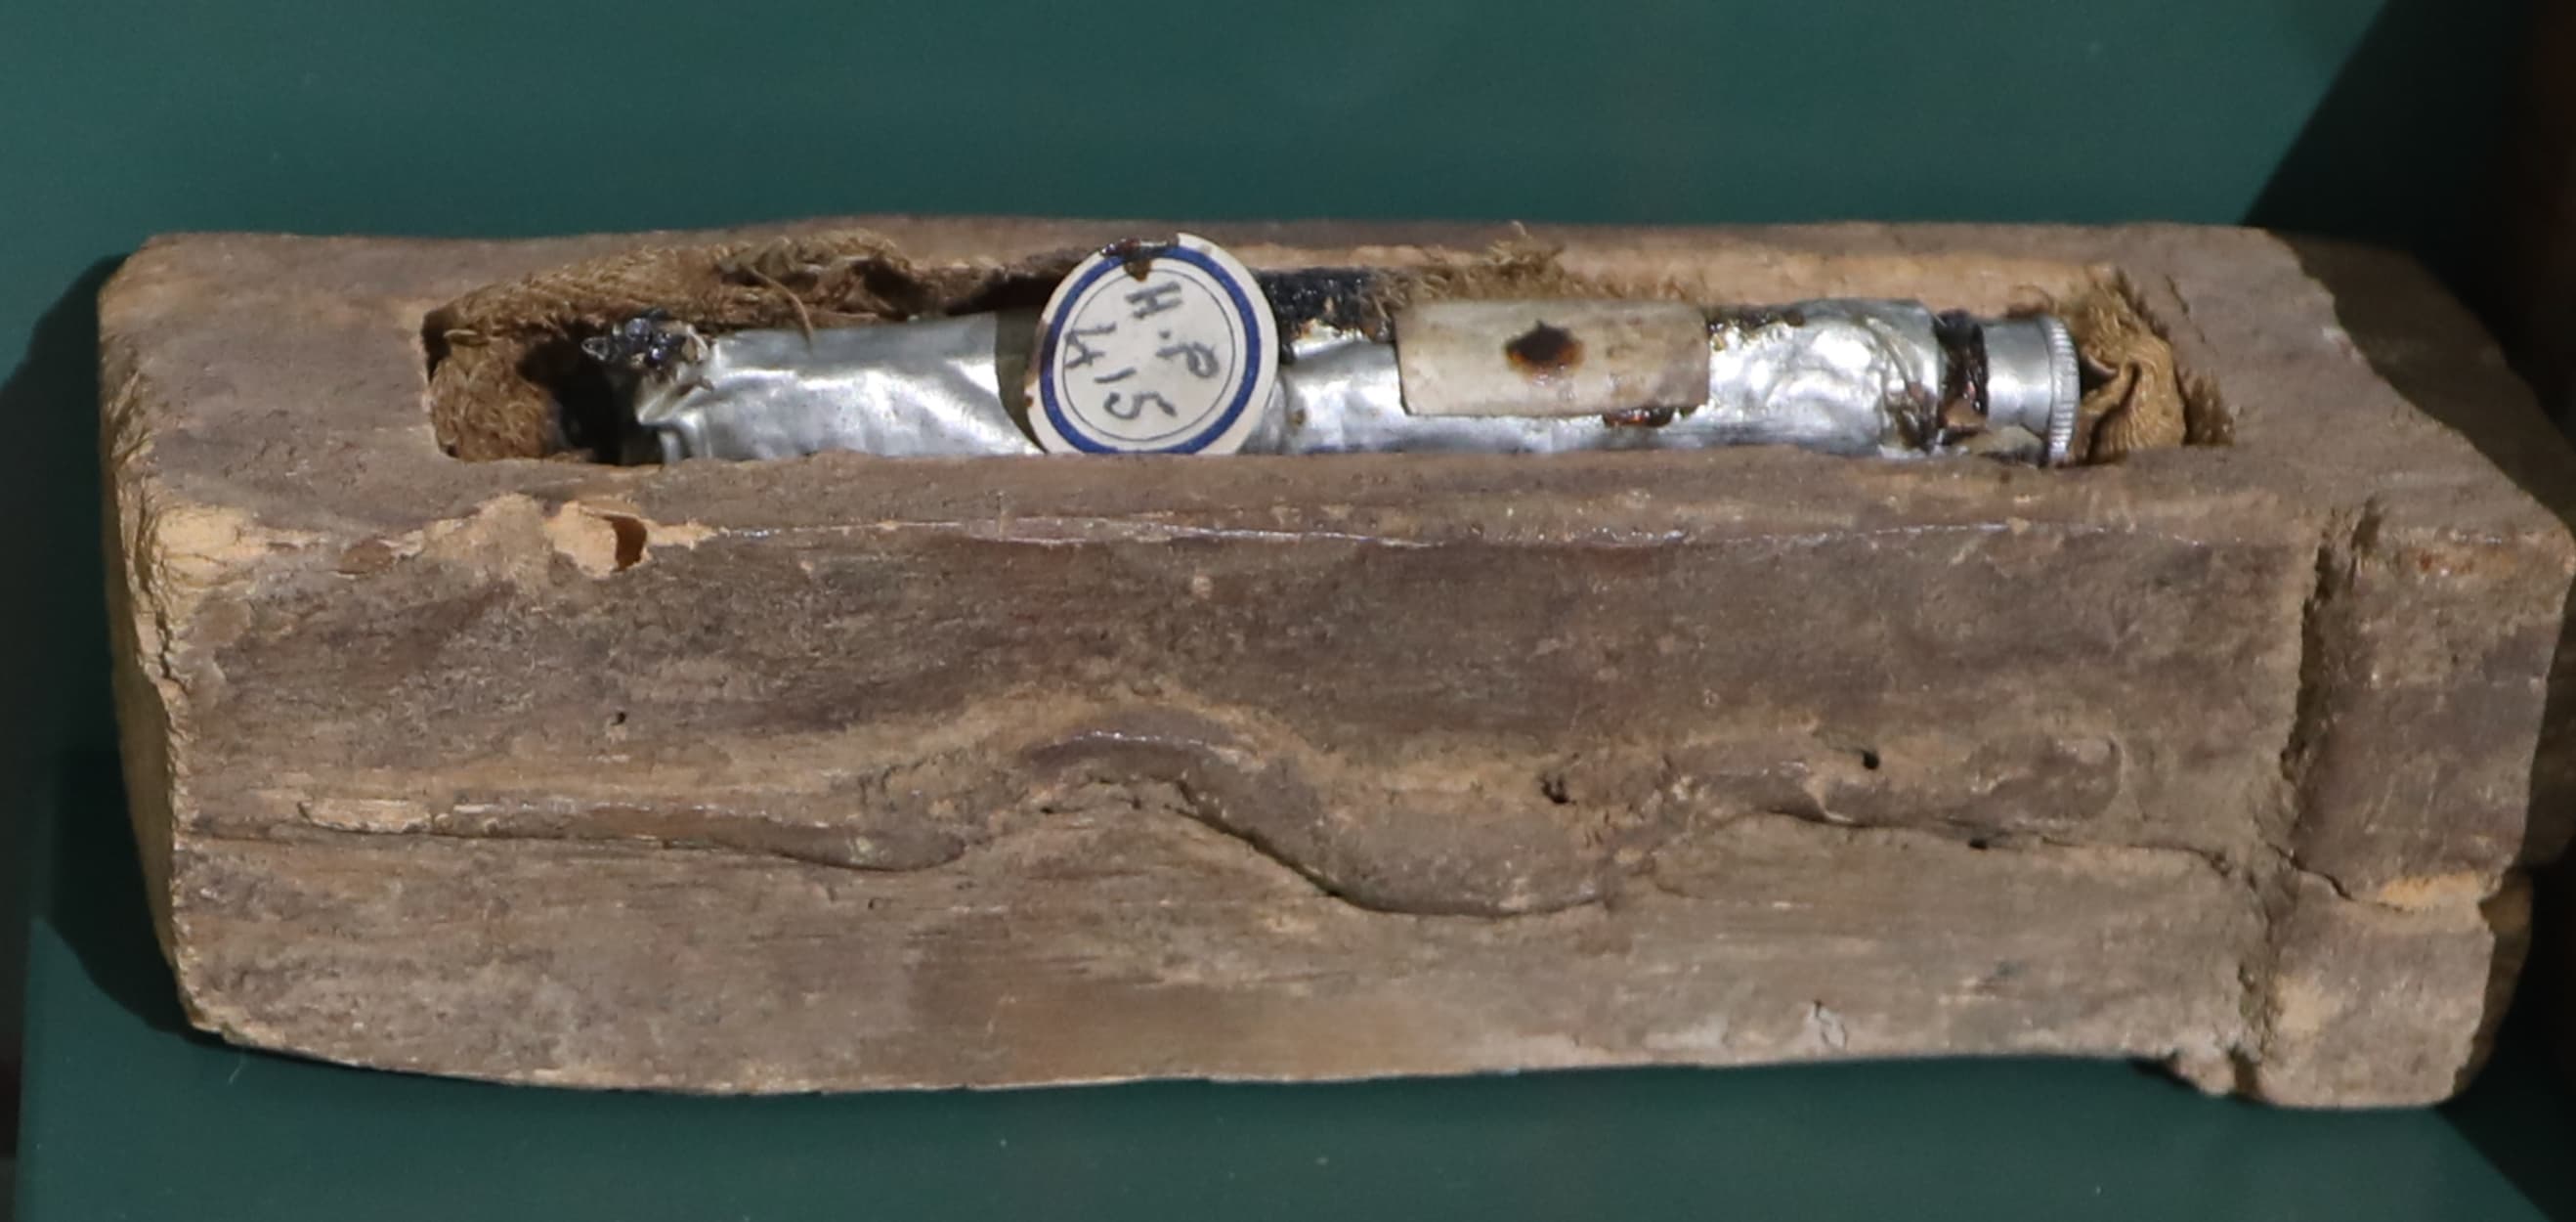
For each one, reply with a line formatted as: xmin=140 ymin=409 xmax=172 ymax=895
xmin=1981 ymin=315 xmax=2082 ymax=465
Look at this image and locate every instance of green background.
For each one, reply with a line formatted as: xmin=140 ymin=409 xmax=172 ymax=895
xmin=6 ymin=0 xmax=2569 ymax=1217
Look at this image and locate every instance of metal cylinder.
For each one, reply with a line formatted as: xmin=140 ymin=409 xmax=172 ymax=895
xmin=1980 ymin=315 xmax=2081 ymax=463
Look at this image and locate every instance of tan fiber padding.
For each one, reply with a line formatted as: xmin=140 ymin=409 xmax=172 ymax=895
xmin=424 ymin=228 xmax=2191 ymax=463
xmin=2048 ymin=281 xmax=2192 ymax=461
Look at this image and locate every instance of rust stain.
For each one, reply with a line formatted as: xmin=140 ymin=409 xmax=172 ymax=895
xmin=1104 ymin=238 xmax=1169 ymax=282
xmin=1504 ymin=322 xmax=1582 ymax=377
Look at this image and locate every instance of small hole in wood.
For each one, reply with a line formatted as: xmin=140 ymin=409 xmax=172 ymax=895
xmin=604 ymin=514 xmax=648 ymax=570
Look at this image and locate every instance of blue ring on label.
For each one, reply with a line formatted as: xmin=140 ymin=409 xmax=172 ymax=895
xmin=1036 ymin=244 xmax=1267 ymax=455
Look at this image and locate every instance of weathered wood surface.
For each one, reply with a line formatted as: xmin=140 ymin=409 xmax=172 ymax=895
xmin=100 ymin=219 xmax=2576 ymax=1105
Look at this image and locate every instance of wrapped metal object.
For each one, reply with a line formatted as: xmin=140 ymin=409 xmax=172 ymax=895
xmin=1251 ymin=303 xmax=1936 ymax=457
xmin=590 ymin=286 xmax=2081 ymax=466
xmin=595 ymin=313 xmax=1039 ymax=465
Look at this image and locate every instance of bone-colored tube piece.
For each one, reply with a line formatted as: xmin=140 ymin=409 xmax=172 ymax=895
xmin=1392 ymin=300 xmax=1712 ymax=418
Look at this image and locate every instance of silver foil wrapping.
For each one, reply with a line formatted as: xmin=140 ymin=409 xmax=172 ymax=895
xmin=632 ymin=314 xmax=1038 ymax=464
xmin=623 ymin=299 xmax=2022 ymax=463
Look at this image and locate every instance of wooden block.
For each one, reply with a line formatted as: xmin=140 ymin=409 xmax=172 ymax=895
xmin=99 ymin=219 xmax=2575 ymax=1105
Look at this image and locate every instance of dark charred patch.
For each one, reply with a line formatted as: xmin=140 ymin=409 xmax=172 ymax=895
xmin=1931 ymin=309 xmax=1989 ymax=446
xmin=1601 ymin=407 xmax=1677 ymax=428
xmin=1258 ymin=268 xmax=1393 ymax=355
xmin=579 ymin=311 xmax=695 ymax=375
xmin=555 ymin=312 xmax=717 ymax=462
xmin=1711 ymin=304 xmax=1808 ymax=331
xmin=1505 ymin=322 xmax=1583 ymax=377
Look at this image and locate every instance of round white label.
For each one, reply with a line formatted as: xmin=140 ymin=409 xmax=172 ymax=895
xmin=1029 ymin=233 xmax=1278 ymax=455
